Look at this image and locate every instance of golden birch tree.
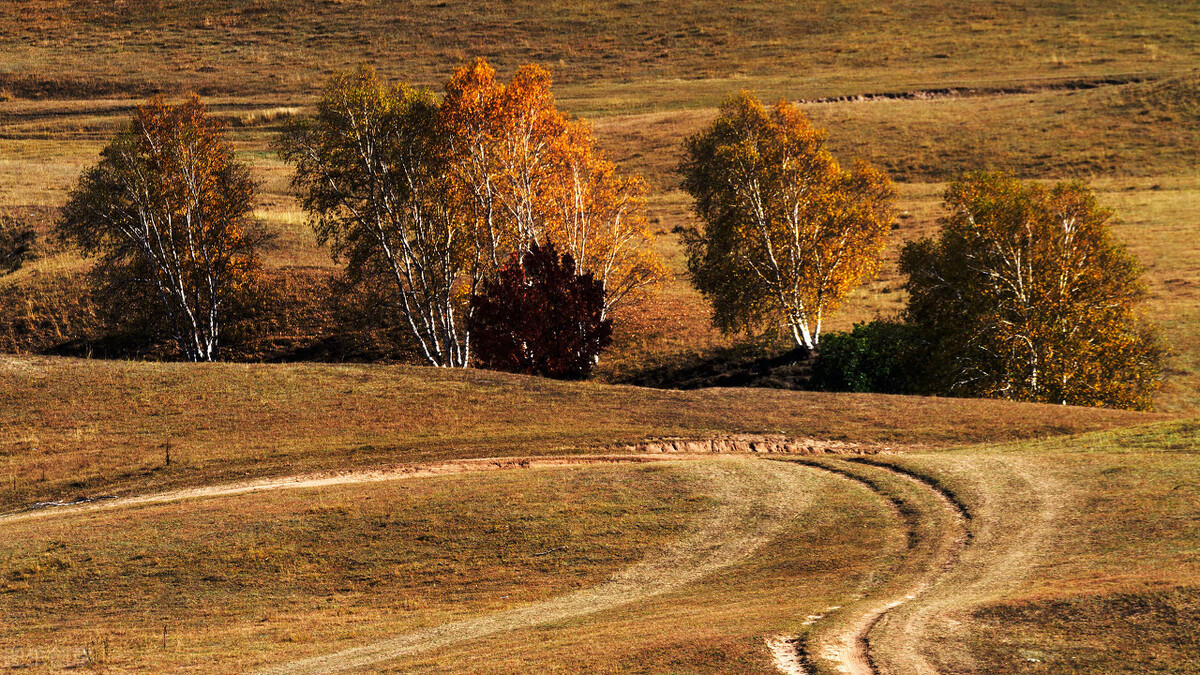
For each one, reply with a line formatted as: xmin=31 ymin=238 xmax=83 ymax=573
xmin=280 ymin=60 xmax=663 ymax=367
xmin=58 ymin=95 xmax=259 ymax=362
xmin=679 ymin=92 xmax=895 ymax=350
xmin=277 ymin=67 xmax=475 ymax=368
xmin=547 ymin=122 xmax=666 ymax=320
xmin=901 ymin=172 xmax=1164 ymax=409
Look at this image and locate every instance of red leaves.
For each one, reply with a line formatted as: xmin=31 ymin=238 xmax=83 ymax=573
xmin=469 ymin=243 xmax=612 ymax=379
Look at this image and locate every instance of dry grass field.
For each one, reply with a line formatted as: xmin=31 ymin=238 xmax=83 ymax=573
xmin=2 ymin=1 xmax=1200 ymax=673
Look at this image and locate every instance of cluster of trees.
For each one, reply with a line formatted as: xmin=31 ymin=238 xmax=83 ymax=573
xmin=682 ymin=94 xmax=1163 ymax=410
xmin=804 ymin=173 xmax=1163 ymax=409
xmin=277 ymin=62 xmax=662 ymax=371
xmin=49 ymin=69 xmax=1164 ymax=408
xmin=55 ymin=60 xmax=662 ymax=375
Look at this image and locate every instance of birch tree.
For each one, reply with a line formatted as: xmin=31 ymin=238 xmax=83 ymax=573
xmin=57 ymin=95 xmax=259 ymax=362
xmin=547 ymin=123 xmax=666 ymax=321
xmin=679 ymin=92 xmax=895 ymax=350
xmin=900 ymin=172 xmax=1163 ymax=409
xmin=441 ymin=58 xmax=664 ymax=316
xmin=277 ymin=67 xmax=475 ymax=368
xmin=280 ymin=61 xmax=664 ymax=367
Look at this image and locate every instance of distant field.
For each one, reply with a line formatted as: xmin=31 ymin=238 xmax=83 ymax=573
xmin=3 ymin=0 xmax=1196 ymax=107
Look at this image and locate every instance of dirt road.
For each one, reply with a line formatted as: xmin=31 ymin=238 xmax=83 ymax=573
xmin=0 ymin=455 xmax=700 ymax=525
xmin=255 ymin=458 xmax=818 ymax=674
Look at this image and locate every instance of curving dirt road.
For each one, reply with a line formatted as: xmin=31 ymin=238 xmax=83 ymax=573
xmin=255 ymin=458 xmax=819 ymax=674
xmin=3 ymin=451 xmax=1017 ymax=675
xmin=0 ymin=455 xmax=701 ymax=525
xmin=766 ymin=458 xmax=971 ymax=675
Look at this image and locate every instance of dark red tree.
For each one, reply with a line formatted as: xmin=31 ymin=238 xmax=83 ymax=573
xmin=469 ymin=242 xmax=612 ymax=379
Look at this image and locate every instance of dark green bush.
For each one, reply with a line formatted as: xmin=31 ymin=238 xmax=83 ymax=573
xmin=810 ymin=320 xmax=925 ymax=394
xmin=0 ymin=214 xmax=36 ymax=275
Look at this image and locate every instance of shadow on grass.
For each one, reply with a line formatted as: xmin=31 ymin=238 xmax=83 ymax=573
xmin=615 ymin=343 xmax=813 ymax=390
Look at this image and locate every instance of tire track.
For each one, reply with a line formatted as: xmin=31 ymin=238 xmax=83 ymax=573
xmin=0 ymin=454 xmax=701 ymax=525
xmin=767 ymin=458 xmax=970 ymax=675
xmin=253 ymin=458 xmax=818 ymax=674
xmin=859 ymin=455 xmax=1062 ymax=675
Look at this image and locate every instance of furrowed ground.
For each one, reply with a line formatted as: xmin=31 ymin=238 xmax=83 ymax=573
xmin=1 ymin=2 xmax=1199 ymax=674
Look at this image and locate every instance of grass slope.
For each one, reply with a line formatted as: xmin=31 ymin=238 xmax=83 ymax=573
xmin=3 ymin=1 xmax=1196 ymax=106
xmin=867 ymin=420 xmax=1200 ymax=674
xmin=0 ymin=355 xmax=1157 ymax=513
xmin=0 ymin=463 xmax=710 ymax=672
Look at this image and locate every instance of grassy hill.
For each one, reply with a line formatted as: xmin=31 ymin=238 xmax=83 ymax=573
xmin=2 ymin=3 xmax=1198 ymax=408
xmin=2 ymin=2 xmax=1199 ymax=673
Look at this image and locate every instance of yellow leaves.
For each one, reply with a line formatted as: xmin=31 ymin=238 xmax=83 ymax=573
xmin=58 ymin=94 xmax=260 ymax=361
xmin=439 ymin=58 xmax=664 ymax=313
xmin=281 ymin=60 xmax=664 ymax=366
xmin=681 ymin=91 xmax=895 ymax=349
xmin=901 ymin=172 xmax=1162 ymax=410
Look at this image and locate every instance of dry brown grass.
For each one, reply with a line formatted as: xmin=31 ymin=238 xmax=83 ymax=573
xmin=3 ymin=0 xmax=1196 ymax=108
xmin=0 ymin=355 xmax=1158 ymax=514
xmin=0 ymin=463 xmax=709 ymax=672
xmin=862 ymin=420 xmax=1200 ymax=673
xmin=371 ymin=465 xmax=900 ymax=674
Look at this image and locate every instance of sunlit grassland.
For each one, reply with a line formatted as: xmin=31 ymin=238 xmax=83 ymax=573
xmin=0 ymin=463 xmax=712 ymax=672
xmin=377 ymin=467 xmax=900 ymax=674
xmin=5 ymin=1 xmax=1197 ymax=105
xmin=0 ymin=355 xmax=1156 ymax=515
xmin=868 ymin=420 xmax=1200 ymax=673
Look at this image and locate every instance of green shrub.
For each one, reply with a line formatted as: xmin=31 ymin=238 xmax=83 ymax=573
xmin=810 ymin=320 xmax=925 ymax=394
xmin=0 ymin=214 xmax=37 ymax=275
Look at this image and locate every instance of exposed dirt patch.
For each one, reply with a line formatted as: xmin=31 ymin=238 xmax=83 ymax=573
xmin=615 ymin=435 xmax=900 ymax=454
xmin=795 ymin=75 xmax=1147 ymax=105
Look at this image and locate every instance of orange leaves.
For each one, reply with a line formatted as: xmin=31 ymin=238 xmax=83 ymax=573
xmin=280 ymin=59 xmax=664 ymax=367
xmin=680 ymin=91 xmax=896 ymax=349
xmin=443 ymin=60 xmax=570 ymax=254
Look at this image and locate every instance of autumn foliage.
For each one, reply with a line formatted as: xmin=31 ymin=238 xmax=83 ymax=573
xmin=679 ymin=92 xmax=896 ymax=350
xmin=57 ymin=95 xmax=260 ymax=362
xmin=901 ymin=172 xmax=1163 ymax=409
xmin=469 ymin=243 xmax=612 ymax=379
xmin=278 ymin=60 xmax=664 ymax=368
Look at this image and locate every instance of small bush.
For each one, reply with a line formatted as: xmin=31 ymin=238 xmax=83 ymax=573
xmin=810 ymin=320 xmax=925 ymax=394
xmin=469 ymin=243 xmax=612 ymax=380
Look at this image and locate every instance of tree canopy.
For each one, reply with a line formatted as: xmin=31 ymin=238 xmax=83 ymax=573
xmin=469 ymin=242 xmax=612 ymax=379
xmin=900 ymin=172 xmax=1163 ymax=409
xmin=57 ymin=95 xmax=260 ymax=362
xmin=278 ymin=60 xmax=664 ymax=368
xmin=679 ymin=91 xmax=895 ymax=350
